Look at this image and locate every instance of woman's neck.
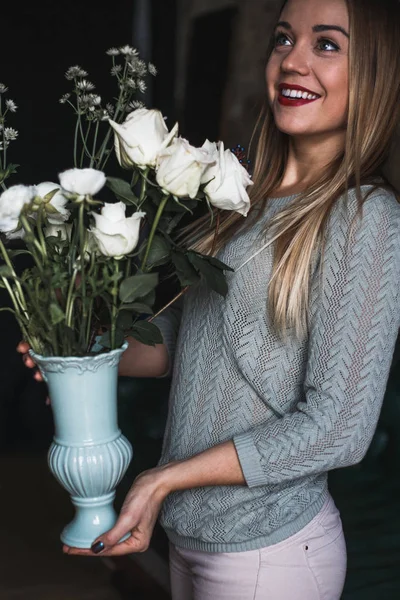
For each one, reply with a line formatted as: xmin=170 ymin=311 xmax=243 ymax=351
xmin=273 ymin=131 xmax=345 ymax=197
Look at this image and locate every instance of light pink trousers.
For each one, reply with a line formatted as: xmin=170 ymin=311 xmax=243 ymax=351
xmin=169 ymin=495 xmax=347 ymax=600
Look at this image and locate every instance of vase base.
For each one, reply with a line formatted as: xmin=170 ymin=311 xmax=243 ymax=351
xmin=61 ymin=492 xmax=123 ymax=549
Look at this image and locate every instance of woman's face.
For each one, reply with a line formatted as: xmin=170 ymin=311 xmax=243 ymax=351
xmin=266 ymin=0 xmax=349 ymax=140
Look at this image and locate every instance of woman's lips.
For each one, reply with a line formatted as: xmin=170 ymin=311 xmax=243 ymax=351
xmin=278 ymin=94 xmax=320 ymax=107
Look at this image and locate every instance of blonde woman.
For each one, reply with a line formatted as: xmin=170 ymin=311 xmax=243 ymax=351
xmin=20 ymin=0 xmax=400 ymax=597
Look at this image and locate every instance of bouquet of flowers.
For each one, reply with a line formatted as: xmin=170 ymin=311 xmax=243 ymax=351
xmin=0 ymin=44 xmax=253 ymax=359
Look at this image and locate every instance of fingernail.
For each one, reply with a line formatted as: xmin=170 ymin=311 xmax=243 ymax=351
xmin=91 ymin=541 xmax=105 ymax=554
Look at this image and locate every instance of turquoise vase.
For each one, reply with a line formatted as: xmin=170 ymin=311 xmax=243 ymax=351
xmin=29 ymin=343 xmax=132 ymax=549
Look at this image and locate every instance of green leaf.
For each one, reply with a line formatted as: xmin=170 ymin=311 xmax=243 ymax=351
xmin=99 ymin=329 xmax=125 ymax=349
xmin=139 ymin=289 xmax=156 ymax=307
xmin=106 ymin=177 xmax=139 ymax=206
xmin=0 ymin=163 xmax=19 ymax=182
xmin=43 ymin=188 xmax=59 ymax=203
xmin=187 ymin=253 xmax=229 ymax=297
xmin=49 ymin=303 xmax=65 ymax=325
xmin=0 ymin=265 xmax=14 ymax=278
xmin=120 ymin=302 xmax=154 ymax=315
xmin=142 ymin=235 xmax=171 ymax=268
xmin=119 ymin=273 xmax=159 ymax=303
xmin=203 ymin=255 xmax=235 ymax=273
xmin=117 ymin=310 xmax=133 ymax=330
xmin=171 ymin=251 xmax=200 ymax=287
xmin=128 ymin=320 xmax=163 ymax=346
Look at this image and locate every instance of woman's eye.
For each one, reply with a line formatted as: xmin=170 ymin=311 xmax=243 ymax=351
xmin=317 ymin=38 xmax=340 ymax=52
xmin=274 ymin=32 xmax=292 ymax=47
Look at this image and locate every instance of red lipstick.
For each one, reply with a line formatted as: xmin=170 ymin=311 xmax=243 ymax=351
xmin=277 ymin=83 xmax=321 ymax=107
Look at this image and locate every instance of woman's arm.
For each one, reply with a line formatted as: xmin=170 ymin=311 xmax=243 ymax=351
xmin=64 ymin=440 xmax=245 ymax=557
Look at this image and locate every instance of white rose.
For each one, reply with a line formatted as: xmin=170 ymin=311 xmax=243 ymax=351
xmin=36 ymin=182 xmax=70 ymax=224
xmin=156 ymin=138 xmax=215 ymax=198
xmin=59 ymin=168 xmax=106 ymax=197
xmin=202 ymin=142 xmax=253 ymax=216
xmin=0 ymin=184 xmax=38 ymax=238
xmin=109 ymin=108 xmax=178 ymax=169
xmin=44 ymin=223 xmax=72 ymax=241
xmin=90 ymin=201 xmax=145 ymax=258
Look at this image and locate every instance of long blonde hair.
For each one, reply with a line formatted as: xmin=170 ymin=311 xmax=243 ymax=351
xmin=178 ymin=0 xmax=400 ymax=337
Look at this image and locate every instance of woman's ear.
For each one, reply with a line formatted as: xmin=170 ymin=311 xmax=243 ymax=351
xmin=382 ymin=121 xmax=400 ymax=193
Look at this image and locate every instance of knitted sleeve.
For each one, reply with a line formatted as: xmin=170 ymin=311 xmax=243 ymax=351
xmin=152 ymin=295 xmax=184 ymax=378
xmin=234 ymin=189 xmax=400 ymax=488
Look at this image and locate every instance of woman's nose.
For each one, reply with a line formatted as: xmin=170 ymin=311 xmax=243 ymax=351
xmin=280 ymin=45 xmax=310 ymax=76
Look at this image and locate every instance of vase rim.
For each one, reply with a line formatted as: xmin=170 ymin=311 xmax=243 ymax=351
xmin=29 ymin=341 xmax=129 ymax=364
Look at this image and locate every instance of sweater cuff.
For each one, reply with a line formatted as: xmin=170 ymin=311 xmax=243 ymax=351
xmin=233 ymin=432 xmax=266 ymax=488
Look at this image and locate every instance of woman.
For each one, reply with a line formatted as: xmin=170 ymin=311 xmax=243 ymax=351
xmin=19 ymin=0 xmax=400 ymax=597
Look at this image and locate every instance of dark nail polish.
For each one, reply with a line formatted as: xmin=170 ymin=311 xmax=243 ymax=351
xmin=91 ymin=541 xmax=105 ymax=554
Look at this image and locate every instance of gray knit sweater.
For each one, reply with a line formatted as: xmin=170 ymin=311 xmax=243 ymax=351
xmin=154 ymin=186 xmax=400 ymax=553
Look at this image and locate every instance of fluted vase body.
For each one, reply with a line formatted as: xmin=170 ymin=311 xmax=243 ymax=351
xmin=30 ymin=343 xmax=132 ymax=548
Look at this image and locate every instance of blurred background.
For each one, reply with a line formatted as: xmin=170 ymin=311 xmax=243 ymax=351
xmin=0 ymin=0 xmax=399 ymax=598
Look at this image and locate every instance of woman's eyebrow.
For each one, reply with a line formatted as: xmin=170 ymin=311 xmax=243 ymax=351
xmin=275 ymin=21 xmax=349 ymax=38
xmin=313 ymin=24 xmax=349 ymax=38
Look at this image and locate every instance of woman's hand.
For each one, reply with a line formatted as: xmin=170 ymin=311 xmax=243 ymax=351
xmin=63 ymin=466 xmax=170 ymax=557
xmin=16 ymin=341 xmax=50 ymax=404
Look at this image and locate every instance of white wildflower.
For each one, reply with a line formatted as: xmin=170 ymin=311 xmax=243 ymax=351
xmin=4 ymin=128 xmax=18 ymax=141
xmin=76 ymin=79 xmax=95 ymax=91
xmin=106 ymin=47 xmax=120 ymax=56
xmin=99 ymin=109 xmax=110 ymax=121
xmin=148 ymin=63 xmax=157 ymax=76
xmin=59 ymin=93 xmax=71 ymax=104
xmin=119 ymin=45 xmax=138 ymax=56
xmin=126 ymin=100 xmax=144 ymax=111
xmin=5 ymin=99 xmax=17 ymax=112
xmin=111 ymin=64 xmax=122 ymax=76
xmin=90 ymin=94 xmax=101 ymax=106
xmin=106 ymin=103 xmax=115 ymax=116
xmin=0 ymin=83 xmax=8 ymax=94
xmin=65 ymin=65 xmax=88 ymax=80
xmin=79 ymin=94 xmax=101 ymax=109
xmin=137 ymin=80 xmax=147 ymax=94
xmin=128 ymin=59 xmax=147 ymax=77
xmin=125 ymin=78 xmax=137 ymax=90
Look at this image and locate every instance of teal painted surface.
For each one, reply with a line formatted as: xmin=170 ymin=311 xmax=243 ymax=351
xmin=30 ymin=343 xmax=133 ymax=549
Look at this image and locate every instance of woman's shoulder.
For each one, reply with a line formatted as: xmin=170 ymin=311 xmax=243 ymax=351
xmin=332 ymin=184 xmax=400 ymax=227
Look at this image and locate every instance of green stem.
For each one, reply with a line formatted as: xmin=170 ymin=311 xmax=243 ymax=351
xmin=0 ymin=237 xmax=29 ymax=318
xmin=0 ymin=276 xmax=31 ymax=344
xmin=79 ymin=118 xmax=92 ymax=167
xmin=78 ymin=202 xmax=87 ymax=348
xmin=73 ymin=115 xmax=80 ymax=167
xmin=138 ymin=169 xmax=149 ymax=209
xmin=110 ymin=260 xmax=120 ymax=349
xmin=90 ymin=120 xmax=100 ymax=168
xmin=65 ymin=268 xmax=79 ymax=327
xmin=141 ymin=194 xmax=170 ymax=272
xmin=35 ymin=207 xmax=47 ymax=259
xmin=97 ymin=60 xmax=130 ymax=169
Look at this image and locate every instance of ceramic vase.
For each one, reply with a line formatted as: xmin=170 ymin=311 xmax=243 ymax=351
xmin=30 ymin=342 xmax=132 ymax=549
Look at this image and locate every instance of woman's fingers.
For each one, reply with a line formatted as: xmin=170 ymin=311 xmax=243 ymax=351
xmin=18 ymin=343 xmax=45 ymax=383
xmin=63 ymin=533 xmax=149 ymax=557
xmin=16 ymin=341 xmax=30 ymax=354
xmin=34 ymin=370 xmax=44 ymax=382
xmin=23 ymin=354 xmax=36 ymax=369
